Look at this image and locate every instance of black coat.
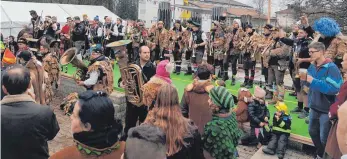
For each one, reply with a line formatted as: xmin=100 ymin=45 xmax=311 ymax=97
xmin=1 ymin=94 xmax=60 ymax=159
xmin=72 ymin=22 xmax=86 ymax=42
xmin=248 ymin=100 xmax=270 ymax=128
xmin=134 ymin=60 xmax=156 ymax=83
xmin=167 ymin=124 xmax=205 ymax=159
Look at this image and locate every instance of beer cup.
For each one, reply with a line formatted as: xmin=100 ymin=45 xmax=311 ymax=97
xmin=299 ymin=69 xmax=307 ymax=81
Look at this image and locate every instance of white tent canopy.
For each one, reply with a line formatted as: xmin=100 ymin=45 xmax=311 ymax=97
xmin=0 ymin=1 xmax=120 ymax=39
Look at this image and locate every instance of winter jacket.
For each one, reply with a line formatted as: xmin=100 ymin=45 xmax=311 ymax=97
xmin=307 ymin=59 xmax=342 ymax=113
xmin=267 ymin=37 xmax=291 ymax=71
xmin=167 ymin=123 xmax=205 ymax=159
xmin=1 ymin=94 xmax=60 ymax=159
xmin=280 ymin=34 xmax=312 ymax=69
xmin=181 ymin=80 xmax=214 ymax=135
xmin=272 ymin=113 xmax=292 ymax=135
xmin=50 ymin=142 xmax=125 ymax=159
xmin=329 ymin=81 xmax=347 ymax=119
xmin=320 ymin=36 xmax=347 ymax=60
xmin=72 ymin=22 xmax=86 ymax=42
xmin=248 ymin=100 xmax=270 ymax=128
xmin=233 ymin=100 xmax=249 ymax=123
xmin=337 ymin=101 xmax=347 ymax=156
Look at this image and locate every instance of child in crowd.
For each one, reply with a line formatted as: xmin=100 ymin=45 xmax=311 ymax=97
xmin=241 ymin=86 xmax=270 ymax=148
xmin=233 ymin=88 xmax=252 ymax=132
xmin=203 ymin=86 xmax=242 ymax=159
xmin=263 ymin=102 xmax=292 ymax=159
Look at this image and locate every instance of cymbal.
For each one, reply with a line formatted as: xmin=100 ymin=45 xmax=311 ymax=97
xmin=106 ymin=40 xmax=132 ymax=48
xmin=26 ymin=38 xmax=39 ymax=42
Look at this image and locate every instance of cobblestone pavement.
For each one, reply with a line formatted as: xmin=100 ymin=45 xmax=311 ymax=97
xmin=48 ymin=77 xmax=313 ymax=159
xmin=48 ymin=77 xmax=85 ymax=155
xmin=237 ymin=145 xmax=314 ymax=159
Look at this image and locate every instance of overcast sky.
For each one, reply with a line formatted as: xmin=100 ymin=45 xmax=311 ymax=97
xmin=234 ymin=0 xmax=288 ymax=16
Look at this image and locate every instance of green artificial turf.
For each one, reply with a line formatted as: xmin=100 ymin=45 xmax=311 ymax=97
xmin=62 ymin=62 xmax=310 ymax=138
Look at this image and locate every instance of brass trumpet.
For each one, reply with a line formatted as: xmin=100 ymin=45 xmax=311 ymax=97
xmin=209 ymin=34 xmax=214 ymax=56
xmin=105 ymin=28 xmax=111 ymax=40
xmin=192 ymin=41 xmax=196 ymax=58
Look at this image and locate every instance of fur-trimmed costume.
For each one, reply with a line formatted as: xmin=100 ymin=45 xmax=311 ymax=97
xmin=60 ymin=92 xmax=79 ymax=115
xmin=86 ymin=60 xmax=114 ymax=95
xmin=141 ymin=76 xmax=171 ymax=107
xmin=181 ymin=80 xmax=214 ymax=134
xmin=313 ymin=17 xmax=347 ymax=70
xmin=26 ymin=58 xmax=46 ymax=104
xmin=42 ymin=52 xmax=60 ymax=104
xmin=240 ymin=30 xmax=262 ymax=88
xmin=233 ymin=88 xmax=252 ymax=130
xmin=141 ymin=60 xmax=172 ymax=107
xmin=223 ymin=26 xmax=245 ymax=83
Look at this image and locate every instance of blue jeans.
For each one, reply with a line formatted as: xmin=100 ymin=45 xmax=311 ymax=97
xmin=308 ymin=109 xmax=331 ymax=157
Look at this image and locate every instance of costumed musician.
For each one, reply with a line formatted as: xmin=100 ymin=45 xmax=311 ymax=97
xmin=210 ymin=21 xmax=225 ymax=78
xmin=187 ymin=21 xmax=207 ymax=75
xmin=52 ymin=16 xmax=60 ymax=40
xmin=43 ymin=16 xmax=57 ymax=39
xmin=103 ymin=17 xmax=119 ymax=60
xmin=15 ymin=38 xmax=31 ymax=60
xmin=17 ymin=50 xmax=46 ymax=104
xmin=40 ymin=43 xmax=60 ymax=104
xmin=130 ymin=21 xmax=146 ymax=62
xmin=82 ymin=14 xmax=91 ymax=57
xmin=121 ymin=45 xmax=156 ymax=141
xmin=7 ymin=36 xmax=18 ymax=53
xmin=279 ymin=16 xmax=314 ymax=117
xmin=29 ymin=10 xmax=43 ymax=39
xmin=169 ymin=20 xmax=185 ymax=74
xmin=257 ymin=24 xmax=274 ymax=89
xmin=263 ymin=27 xmax=291 ymax=105
xmin=88 ymin=20 xmax=103 ymax=47
xmin=76 ymin=47 xmax=114 ymax=95
xmin=152 ymin=21 xmax=169 ymax=63
xmin=115 ymin=18 xmax=126 ymax=41
xmin=223 ymin=19 xmax=245 ymax=85
xmin=240 ymin=24 xmax=261 ymax=89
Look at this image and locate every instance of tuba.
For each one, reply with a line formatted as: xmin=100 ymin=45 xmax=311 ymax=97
xmin=117 ymin=49 xmax=145 ymax=106
xmin=60 ymin=47 xmax=88 ymax=81
xmin=107 ymin=40 xmax=145 ymax=106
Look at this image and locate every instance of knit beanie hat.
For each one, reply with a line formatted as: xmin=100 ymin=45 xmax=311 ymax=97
xmin=254 ymin=86 xmax=266 ymax=99
xmin=209 ymin=86 xmax=234 ymax=112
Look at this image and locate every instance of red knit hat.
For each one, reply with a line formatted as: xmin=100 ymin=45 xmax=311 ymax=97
xmin=155 ymin=60 xmax=173 ymax=83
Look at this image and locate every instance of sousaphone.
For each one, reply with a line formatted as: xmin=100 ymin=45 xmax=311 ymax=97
xmin=60 ymin=47 xmax=88 ymax=81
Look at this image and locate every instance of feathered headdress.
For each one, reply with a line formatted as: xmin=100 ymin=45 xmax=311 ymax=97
xmin=313 ymin=17 xmax=341 ymax=37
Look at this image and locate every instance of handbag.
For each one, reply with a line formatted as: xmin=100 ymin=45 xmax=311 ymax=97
xmin=325 ymin=120 xmax=342 ymax=159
